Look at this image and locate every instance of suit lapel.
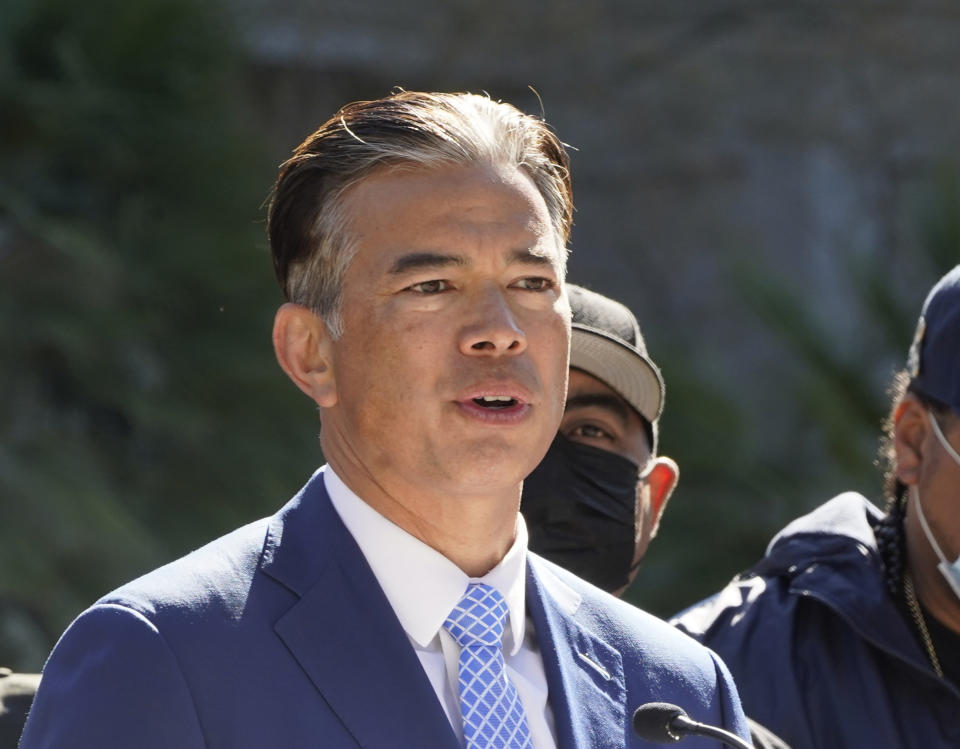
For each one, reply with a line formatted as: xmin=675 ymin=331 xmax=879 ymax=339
xmin=527 ymin=558 xmax=626 ymax=749
xmin=263 ymin=473 xmax=459 ymax=749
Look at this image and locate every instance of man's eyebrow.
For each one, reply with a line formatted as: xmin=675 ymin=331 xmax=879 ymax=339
xmin=387 ymin=248 xmax=558 ymax=276
xmin=565 ymin=392 xmax=632 ymax=426
xmin=387 ymin=252 xmax=467 ymax=275
xmin=508 ymin=248 xmax=557 ymax=268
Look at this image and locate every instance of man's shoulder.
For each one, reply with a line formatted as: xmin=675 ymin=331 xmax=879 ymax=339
xmin=98 ymin=515 xmax=275 ymax=623
xmin=672 ymin=573 xmax=795 ymax=643
xmin=530 ymin=554 xmax=720 ymax=669
xmin=673 ymin=492 xmax=884 ymax=641
xmin=97 ymin=469 xmax=335 ymax=623
xmin=765 ymin=491 xmax=882 ymax=555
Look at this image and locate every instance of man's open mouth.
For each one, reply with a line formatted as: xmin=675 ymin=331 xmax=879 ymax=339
xmin=472 ymin=396 xmax=519 ymax=410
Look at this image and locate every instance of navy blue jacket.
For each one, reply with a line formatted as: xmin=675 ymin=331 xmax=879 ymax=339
xmin=674 ymin=492 xmax=960 ymax=749
xmin=22 ymin=469 xmax=749 ymax=748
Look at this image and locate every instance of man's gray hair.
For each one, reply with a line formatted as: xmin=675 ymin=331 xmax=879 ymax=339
xmin=267 ymin=91 xmax=573 ymax=337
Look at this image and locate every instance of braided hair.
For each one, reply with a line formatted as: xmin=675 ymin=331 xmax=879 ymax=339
xmin=875 ymin=369 xmax=955 ymax=595
xmin=875 ymin=488 xmax=908 ymax=595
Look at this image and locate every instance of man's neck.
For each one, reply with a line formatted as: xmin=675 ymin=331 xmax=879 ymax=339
xmin=326 ymin=458 xmax=521 ymax=578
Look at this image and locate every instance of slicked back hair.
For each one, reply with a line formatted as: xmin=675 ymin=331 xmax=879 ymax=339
xmin=266 ymin=91 xmax=573 ymax=337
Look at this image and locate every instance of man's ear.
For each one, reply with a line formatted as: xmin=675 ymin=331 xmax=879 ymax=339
xmin=644 ymin=456 xmax=678 ymax=538
xmin=272 ymin=303 xmax=338 ymax=408
xmin=894 ymin=394 xmax=928 ymax=486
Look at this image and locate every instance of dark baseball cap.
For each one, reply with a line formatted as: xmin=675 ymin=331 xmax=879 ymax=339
xmin=907 ymin=264 xmax=960 ymax=414
xmin=567 ymin=284 xmax=665 ymax=450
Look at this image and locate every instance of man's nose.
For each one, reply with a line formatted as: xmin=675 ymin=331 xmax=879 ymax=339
xmin=458 ymin=286 xmax=528 ymax=356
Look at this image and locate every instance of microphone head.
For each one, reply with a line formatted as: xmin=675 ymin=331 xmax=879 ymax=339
xmin=632 ymin=702 xmax=688 ymax=743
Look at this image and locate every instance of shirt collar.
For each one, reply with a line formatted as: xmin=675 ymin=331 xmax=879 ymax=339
xmin=322 ymin=465 xmax=529 ymax=655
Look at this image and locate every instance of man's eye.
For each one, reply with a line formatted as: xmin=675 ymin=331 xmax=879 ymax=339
xmin=514 ymin=277 xmax=554 ymax=292
xmin=408 ymin=280 xmax=450 ymax=294
xmin=571 ymin=423 xmax=613 ymax=441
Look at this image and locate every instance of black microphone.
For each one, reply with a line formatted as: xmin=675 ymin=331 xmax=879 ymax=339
xmin=632 ymin=702 xmax=754 ymax=749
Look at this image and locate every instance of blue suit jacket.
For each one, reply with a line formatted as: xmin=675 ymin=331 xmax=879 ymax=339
xmin=22 ymin=471 xmax=748 ymax=748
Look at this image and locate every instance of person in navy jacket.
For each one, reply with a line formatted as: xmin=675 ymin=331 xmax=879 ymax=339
xmin=675 ymin=266 xmax=960 ymax=748
xmin=22 ymin=91 xmax=749 ymax=748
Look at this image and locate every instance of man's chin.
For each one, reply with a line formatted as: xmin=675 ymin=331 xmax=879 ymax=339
xmin=445 ymin=443 xmax=540 ymax=493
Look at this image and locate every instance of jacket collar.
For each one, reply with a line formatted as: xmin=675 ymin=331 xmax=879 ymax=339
xmin=526 ymin=555 xmax=627 ymax=749
xmin=261 ymin=471 xmax=460 ymax=748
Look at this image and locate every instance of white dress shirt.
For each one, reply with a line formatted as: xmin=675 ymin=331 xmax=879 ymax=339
xmin=322 ymin=465 xmax=558 ymax=749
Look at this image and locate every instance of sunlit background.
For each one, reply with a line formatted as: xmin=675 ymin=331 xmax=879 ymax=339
xmin=2 ymin=0 xmax=958 ymax=670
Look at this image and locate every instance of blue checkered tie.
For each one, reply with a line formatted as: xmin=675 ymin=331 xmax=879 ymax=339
xmin=443 ymin=583 xmax=533 ymax=749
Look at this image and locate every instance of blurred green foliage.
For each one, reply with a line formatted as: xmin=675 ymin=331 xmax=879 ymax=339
xmin=0 ymin=0 xmax=320 ymax=669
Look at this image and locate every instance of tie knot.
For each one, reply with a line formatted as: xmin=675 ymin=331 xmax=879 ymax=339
xmin=443 ymin=583 xmax=509 ymax=648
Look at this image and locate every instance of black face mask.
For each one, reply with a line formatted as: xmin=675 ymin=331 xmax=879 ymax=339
xmin=521 ymin=433 xmax=640 ymax=592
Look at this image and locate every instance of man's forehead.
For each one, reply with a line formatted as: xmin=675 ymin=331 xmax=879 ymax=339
xmin=343 ymin=162 xmax=566 ymax=270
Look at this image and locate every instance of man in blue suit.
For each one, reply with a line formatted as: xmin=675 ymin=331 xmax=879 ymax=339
xmin=21 ymin=91 xmax=750 ymax=748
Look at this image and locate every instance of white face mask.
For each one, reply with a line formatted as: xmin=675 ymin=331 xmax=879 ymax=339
xmin=911 ymin=413 xmax=960 ymax=602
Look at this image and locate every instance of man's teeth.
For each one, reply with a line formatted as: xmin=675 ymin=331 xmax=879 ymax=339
xmin=473 ymin=396 xmax=517 ymax=407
